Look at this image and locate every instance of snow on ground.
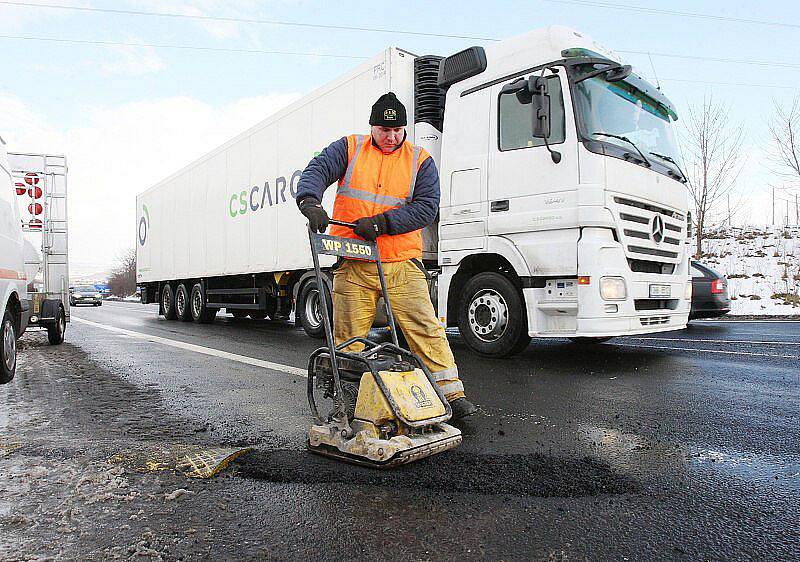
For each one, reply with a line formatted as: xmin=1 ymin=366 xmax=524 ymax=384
xmin=697 ymin=226 xmax=800 ymax=316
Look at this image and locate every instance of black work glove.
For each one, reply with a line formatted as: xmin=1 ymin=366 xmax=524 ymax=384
xmin=298 ymin=197 xmax=329 ymax=233
xmin=353 ymin=214 xmax=388 ymax=242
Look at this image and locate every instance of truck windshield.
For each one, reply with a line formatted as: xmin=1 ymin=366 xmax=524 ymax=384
xmin=573 ymin=73 xmax=681 ymax=168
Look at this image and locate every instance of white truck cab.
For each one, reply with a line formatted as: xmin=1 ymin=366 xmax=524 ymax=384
xmin=0 ymin=136 xmax=28 ymax=383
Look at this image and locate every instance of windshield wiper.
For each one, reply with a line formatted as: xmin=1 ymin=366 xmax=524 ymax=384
xmin=591 ymin=132 xmax=652 ymax=168
xmin=649 ymin=152 xmax=687 ymax=182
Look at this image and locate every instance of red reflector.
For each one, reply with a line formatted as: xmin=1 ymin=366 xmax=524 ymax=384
xmin=28 ymin=185 xmax=43 ymax=199
xmin=24 ymin=172 xmax=40 ymax=185
xmin=578 ymin=276 xmax=591 ymax=285
xmin=28 ymin=202 xmax=43 ymax=215
xmin=711 ymin=279 xmax=724 ymax=294
xmin=15 ymin=182 xmax=26 ymax=195
xmin=29 ymin=218 xmax=43 ymax=230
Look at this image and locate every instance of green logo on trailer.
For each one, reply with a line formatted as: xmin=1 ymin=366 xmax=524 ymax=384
xmin=138 ymin=204 xmax=149 ymax=246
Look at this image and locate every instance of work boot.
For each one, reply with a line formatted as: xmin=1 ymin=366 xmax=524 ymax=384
xmin=449 ymin=397 xmax=478 ymax=420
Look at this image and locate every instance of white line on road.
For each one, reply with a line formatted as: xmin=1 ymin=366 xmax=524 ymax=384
xmin=615 ymin=342 xmax=800 ymax=360
xmin=71 ymin=316 xmax=308 ymax=377
xmin=696 ymin=320 xmax=800 ymax=323
xmin=628 ymin=336 xmax=800 ymax=346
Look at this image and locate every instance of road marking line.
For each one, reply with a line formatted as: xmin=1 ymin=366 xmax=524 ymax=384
xmin=696 ymin=320 xmax=800 ymax=323
xmin=615 ymin=342 xmax=800 ymax=360
xmin=628 ymin=337 xmax=800 ymax=346
xmin=71 ymin=316 xmax=308 ymax=377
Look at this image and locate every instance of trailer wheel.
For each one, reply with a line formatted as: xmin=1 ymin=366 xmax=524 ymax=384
xmin=297 ymin=278 xmax=331 ymax=339
xmin=458 ymin=272 xmax=531 ymax=358
xmin=47 ymin=306 xmax=66 ymax=345
xmin=161 ymin=284 xmax=177 ymax=320
xmin=189 ymin=283 xmax=216 ymax=324
xmin=175 ymin=284 xmax=192 ymax=321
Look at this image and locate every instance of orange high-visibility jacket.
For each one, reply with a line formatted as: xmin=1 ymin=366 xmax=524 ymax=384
xmin=330 ymin=134 xmax=430 ymax=262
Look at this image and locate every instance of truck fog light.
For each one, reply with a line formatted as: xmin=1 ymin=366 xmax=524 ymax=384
xmin=604 ymin=304 xmax=618 ymax=313
xmin=684 ymin=282 xmax=693 ymax=300
xmin=30 ymin=315 xmax=39 ymax=323
xmin=600 ymin=277 xmax=627 ymax=300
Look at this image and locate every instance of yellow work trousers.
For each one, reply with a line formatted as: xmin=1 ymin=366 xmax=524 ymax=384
xmin=332 ymin=259 xmax=465 ymax=401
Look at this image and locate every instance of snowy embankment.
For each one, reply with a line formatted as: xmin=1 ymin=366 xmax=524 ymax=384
xmin=697 ymin=227 xmax=800 ymax=316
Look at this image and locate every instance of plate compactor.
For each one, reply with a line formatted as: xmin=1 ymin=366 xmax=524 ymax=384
xmin=306 ymin=220 xmax=462 ymax=468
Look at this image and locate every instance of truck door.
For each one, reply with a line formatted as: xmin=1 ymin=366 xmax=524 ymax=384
xmin=487 ymin=70 xmax=580 ymax=276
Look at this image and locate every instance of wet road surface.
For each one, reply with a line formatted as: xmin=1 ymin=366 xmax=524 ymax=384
xmin=2 ymin=301 xmax=798 ymax=560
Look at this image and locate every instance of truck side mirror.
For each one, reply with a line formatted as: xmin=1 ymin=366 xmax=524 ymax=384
xmin=528 ymin=76 xmax=551 ymax=139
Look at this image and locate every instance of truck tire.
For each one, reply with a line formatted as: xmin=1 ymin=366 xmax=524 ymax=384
xmin=175 ymin=284 xmax=192 ymax=321
xmin=297 ymin=278 xmax=331 ymax=339
xmin=190 ymin=283 xmax=217 ymax=324
xmin=161 ymin=284 xmax=177 ymax=320
xmin=47 ymin=306 xmax=66 ymax=345
xmin=568 ymin=337 xmax=614 ymax=345
xmin=458 ymin=272 xmax=531 ymax=358
xmin=1 ymin=309 xmax=17 ymax=384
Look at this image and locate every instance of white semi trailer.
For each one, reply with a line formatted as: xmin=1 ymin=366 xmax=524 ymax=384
xmin=137 ymin=26 xmax=691 ymax=357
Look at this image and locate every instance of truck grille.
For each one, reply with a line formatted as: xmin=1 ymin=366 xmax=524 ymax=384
xmin=610 ymin=196 xmax=684 ymax=265
xmin=640 ymin=315 xmax=670 ymax=326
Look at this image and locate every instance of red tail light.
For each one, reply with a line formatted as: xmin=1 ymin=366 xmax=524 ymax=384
xmin=711 ymin=279 xmax=725 ymax=294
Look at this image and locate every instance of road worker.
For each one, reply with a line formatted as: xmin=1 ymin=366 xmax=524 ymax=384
xmin=295 ymin=92 xmax=477 ymax=419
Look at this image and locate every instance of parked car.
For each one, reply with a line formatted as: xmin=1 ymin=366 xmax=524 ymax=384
xmin=0 ymin=136 xmax=28 ymax=383
xmin=70 ymin=285 xmax=103 ymax=306
xmin=689 ymin=261 xmax=731 ymax=320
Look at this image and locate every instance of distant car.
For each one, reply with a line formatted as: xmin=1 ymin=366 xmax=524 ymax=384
xmin=69 ymin=285 xmax=103 ymax=306
xmin=689 ymin=261 xmax=730 ymax=320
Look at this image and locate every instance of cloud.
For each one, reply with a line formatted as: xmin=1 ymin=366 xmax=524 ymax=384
xmin=99 ymin=43 xmax=166 ymax=76
xmin=128 ymin=0 xmax=275 ymax=40
xmin=1 ymin=91 xmax=301 ymax=276
xmin=0 ymin=0 xmax=90 ymax=31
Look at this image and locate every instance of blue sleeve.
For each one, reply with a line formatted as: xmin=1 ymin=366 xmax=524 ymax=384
xmin=295 ymin=137 xmax=348 ymax=205
xmin=383 ymin=157 xmax=440 ymax=235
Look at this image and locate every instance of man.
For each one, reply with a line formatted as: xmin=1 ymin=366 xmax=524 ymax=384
xmin=295 ymin=92 xmax=477 ymax=419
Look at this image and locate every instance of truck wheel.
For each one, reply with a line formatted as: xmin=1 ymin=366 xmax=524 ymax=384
xmin=458 ymin=272 xmax=531 ymax=358
xmin=161 ymin=284 xmax=177 ymax=320
xmin=1 ymin=309 xmax=17 ymax=384
xmin=568 ymin=337 xmax=614 ymax=345
xmin=190 ymin=283 xmax=217 ymax=324
xmin=47 ymin=306 xmax=66 ymax=345
xmin=175 ymin=284 xmax=192 ymax=321
xmin=297 ymin=279 xmax=331 ymax=339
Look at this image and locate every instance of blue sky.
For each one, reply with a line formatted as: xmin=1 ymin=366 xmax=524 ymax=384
xmin=1 ymin=0 xmax=798 ymax=273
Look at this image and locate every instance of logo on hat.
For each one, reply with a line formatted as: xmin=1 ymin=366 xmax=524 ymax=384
xmin=384 ymin=108 xmax=397 ymax=121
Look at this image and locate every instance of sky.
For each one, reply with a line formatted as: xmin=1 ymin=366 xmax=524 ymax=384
xmin=1 ymin=0 xmax=799 ymax=277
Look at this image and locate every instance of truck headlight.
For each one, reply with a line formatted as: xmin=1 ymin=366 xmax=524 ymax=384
xmin=600 ymin=277 xmax=627 ymax=300
xmin=684 ymin=282 xmax=693 ymax=300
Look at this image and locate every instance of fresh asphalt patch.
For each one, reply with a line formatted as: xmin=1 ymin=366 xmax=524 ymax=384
xmin=234 ymin=449 xmax=640 ymax=497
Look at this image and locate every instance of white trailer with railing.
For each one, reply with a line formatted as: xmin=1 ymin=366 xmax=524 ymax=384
xmin=8 ymin=152 xmax=70 ymax=345
xmin=137 ymin=26 xmax=691 ymax=357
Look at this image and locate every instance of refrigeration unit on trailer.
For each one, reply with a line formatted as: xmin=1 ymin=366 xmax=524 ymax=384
xmin=8 ymin=152 xmax=69 ymax=345
xmin=138 ymin=26 xmax=691 ymax=357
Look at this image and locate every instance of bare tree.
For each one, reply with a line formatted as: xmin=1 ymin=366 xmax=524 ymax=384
xmin=768 ymin=95 xmax=800 ymax=183
xmin=680 ymin=96 xmax=745 ymax=257
xmin=108 ymin=248 xmax=137 ymax=297
xmin=768 ymin=96 xmax=800 ymax=223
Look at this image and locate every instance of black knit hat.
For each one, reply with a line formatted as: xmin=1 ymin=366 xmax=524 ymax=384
xmin=369 ymin=92 xmax=407 ymax=127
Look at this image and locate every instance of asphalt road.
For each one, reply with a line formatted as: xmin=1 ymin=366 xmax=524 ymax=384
xmin=2 ymin=301 xmax=798 ymax=560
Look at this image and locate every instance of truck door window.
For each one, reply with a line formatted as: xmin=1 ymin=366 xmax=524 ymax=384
xmin=499 ymin=75 xmax=565 ymax=151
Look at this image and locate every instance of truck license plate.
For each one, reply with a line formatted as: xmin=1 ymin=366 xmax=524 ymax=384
xmin=649 ymin=284 xmax=671 ymax=298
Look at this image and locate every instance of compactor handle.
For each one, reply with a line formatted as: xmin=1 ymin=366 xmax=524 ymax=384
xmin=328 ymin=219 xmax=356 ymax=229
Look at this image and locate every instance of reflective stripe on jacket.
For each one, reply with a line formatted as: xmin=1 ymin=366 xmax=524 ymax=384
xmin=330 ymin=134 xmax=430 ymax=262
